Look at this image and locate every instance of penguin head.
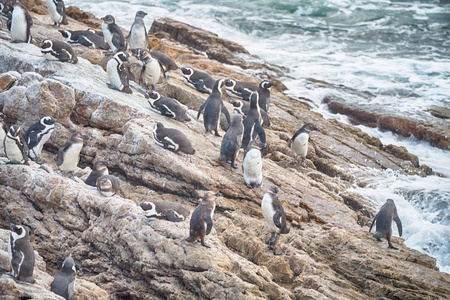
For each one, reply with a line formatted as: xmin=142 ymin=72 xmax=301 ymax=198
xmin=260 ymin=81 xmax=275 ymax=90
xmin=224 ymin=78 xmax=236 ymax=88
xmin=0 ymin=113 xmax=5 ymax=119
xmin=203 ymin=191 xmax=216 ymax=203
xmin=70 ymin=131 xmax=91 ymax=142
xmin=213 ymin=79 xmax=225 ymax=92
xmin=301 ymin=123 xmax=319 ymax=133
xmin=41 ymin=116 xmax=56 ymax=126
xmin=58 ymin=30 xmax=70 ymax=39
xmin=7 ymin=125 xmax=21 ymax=138
xmin=93 ymin=161 xmax=108 ymax=171
xmin=146 ymin=90 xmax=161 ymax=101
xmin=9 ymin=223 xmax=28 ymax=239
xmin=62 ymin=255 xmax=76 ymax=272
xmin=180 ymin=67 xmax=193 ymax=76
xmin=269 ymin=185 xmax=279 ymax=194
xmin=155 ymin=122 xmax=164 ymax=131
xmin=98 ymin=178 xmax=113 ymax=190
xmin=101 ymin=15 xmax=115 ymax=24
xmin=231 ymin=114 xmax=243 ymax=125
xmin=40 ymin=39 xmax=53 ymax=50
xmin=135 ymin=10 xmax=148 ymax=19
xmin=139 ymin=201 xmax=155 ymax=211
xmin=114 ymin=51 xmax=130 ymax=63
xmin=386 ymin=199 xmax=395 ymax=205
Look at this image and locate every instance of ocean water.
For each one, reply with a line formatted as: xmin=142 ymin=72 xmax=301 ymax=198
xmin=65 ymin=0 xmax=450 ymax=273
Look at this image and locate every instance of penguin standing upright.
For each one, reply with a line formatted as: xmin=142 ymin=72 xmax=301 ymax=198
xmin=106 ymin=51 xmax=132 ymax=94
xmin=45 ymin=0 xmax=68 ymax=27
xmin=256 ymin=81 xmax=275 ymax=112
xmin=146 ymin=90 xmax=191 ymax=122
xmin=219 ymin=114 xmax=243 ymax=169
xmin=261 ymin=185 xmax=290 ymax=247
xmin=242 ymin=139 xmax=263 ymax=188
xmin=4 ymin=125 xmax=28 ymax=164
xmin=24 ymin=115 xmax=56 ymax=162
xmin=181 ymin=67 xmax=215 ymax=94
xmin=127 ymin=10 xmax=149 ymax=50
xmin=186 ymin=191 xmax=217 ymax=248
xmin=7 ymin=0 xmax=33 ymax=43
xmin=40 ymin=40 xmax=78 ymax=64
xmin=51 ymin=255 xmax=76 ymax=300
xmin=131 ymin=48 xmax=163 ymax=90
xmin=369 ymin=199 xmax=403 ymax=249
xmin=241 ymin=92 xmax=266 ymax=150
xmin=0 ymin=113 xmax=7 ymax=156
xmin=85 ymin=161 xmax=109 ymax=187
xmin=7 ymin=224 xmax=35 ymax=284
xmin=101 ymin=14 xmax=126 ymax=54
xmin=197 ymin=79 xmax=231 ymax=137
xmin=286 ymin=123 xmax=319 ymax=168
xmin=56 ymin=131 xmax=89 ymax=177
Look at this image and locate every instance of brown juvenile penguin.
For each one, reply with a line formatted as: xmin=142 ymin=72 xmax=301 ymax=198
xmin=186 ymin=191 xmax=216 ymax=248
xmin=369 ymin=199 xmax=403 ymax=249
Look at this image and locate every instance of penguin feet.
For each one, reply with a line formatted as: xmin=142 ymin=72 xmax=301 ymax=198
xmin=231 ymin=162 xmax=238 ymax=169
xmin=268 ymin=234 xmax=280 ymax=246
xmin=214 ymin=131 xmax=222 ymax=137
xmin=246 ymin=183 xmax=255 ymax=189
xmin=288 ymin=159 xmax=297 ymax=166
xmin=388 ymin=241 xmax=398 ymax=250
xmin=52 ymin=23 xmax=59 ymax=28
xmin=200 ymin=240 xmax=211 ymax=248
xmin=301 ymin=158 xmax=308 ymax=168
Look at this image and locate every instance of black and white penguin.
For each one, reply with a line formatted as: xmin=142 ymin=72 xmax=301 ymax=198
xmin=180 ymin=67 xmax=215 ymax=94
xmin=51 ymin=255 xmax=76 ymax=300
xmin=139 ymin=201 xmax=190 ymax=222
xmin=58 ymin=29 xmax=109 ymax=50
xmin=96 ymin=174 xmax=120 ymax=197
xmin=256 ymin=80 xmax=275 ymax=112
xmin=186 ymin=191 xmax=216 ymax=248
xmin=127 ymin=10 xmax=149 ymax=50
xmin=230 ymin=99 xmax=270 ymax=127
xmin=0 ymin=0 xmax=12 ymax=23
xmin=146 ymin=90 xmax=191 ymax=122
xmin=85 ymin=161 xmax=109 ymax=187
xmin=0 ymin=113 xmax=7 ymax=156
xmin=286 ymin=123 xmax=319 ymax=168
xmin=86 ymin=27 xmax=103 ymax=37
xmin=7 ymin=223 xmax=35 ymax=284
xmin=369 ymin=199 xmax=403 ymax=249
xmin=24 ymin=115 xmax=56 ymax=162
xmin=242 ymin=139 xmax=264 ymax=189
xmin=40 ymin=40 xmax=78 ymax=64
xmin=197 ymin=79 xmax=231 ymax=137
xmin=7 ymin=0 xmax=33 ymax=43
xmin=131 ymin=48 xmax=163 ymax=90
xmin=150 ymin=51 xmax=178 ymax=75
xmin=224 ymin=78 xmax=257 ymax=101
xmin=261 ymin=185 xmax=290 ymax=247
xmin=241 ymin=92 xmax=266 ymax=150
xmin=152 ymin=122 xmax=195 ymax=155
xmin=106 ymin=51 xmax=132 ymax=94
xmin=101 ymin=14 xmax=126 ymax=54
xmin=4 ymin=125 xmax=28 ymax=164
xmin=45 ymin=0 xmax=68 ymax=27
xmin=56 ymin=131 xmax=89 ymax=176
xmin=219 ymin=114 xmax=243 ymax=169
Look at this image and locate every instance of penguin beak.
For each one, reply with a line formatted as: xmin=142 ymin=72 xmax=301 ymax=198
xmin=84 ymin=135 xmax=92 ymax=140
xmin=9 ymin=223 xmax=16 ymax=230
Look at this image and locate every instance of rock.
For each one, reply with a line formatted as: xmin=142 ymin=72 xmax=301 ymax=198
xmin=0 ymin=71 xmax=21 ymax=92
xmin=427 ymin=106 xmax=450 ymax=119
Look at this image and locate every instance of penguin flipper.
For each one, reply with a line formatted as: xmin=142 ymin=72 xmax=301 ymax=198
xmin=158 ymin=60 xmax=167 ymax=79
xmin=11 ymin=249 xmax=23 ymax=276
xmin=58 ymin=50 xmax=70 ymax=62
xmin=56 ymin=144 xmax=68 ymax=167
xmin=197 ymin=100 xmax=207 ymax=120
xmin=25 ymin=11 xmax=33 ymax=43
xmin=273 ymin=211 xmax=283 ymax=229
xmin=20 ymin=135 xmax=29 ymax=163
xmin=119 ymin=65 xmax=131 ymax=88
xmin=221 ymin=104 xmax=231 ymax=125
xmin=254 ymin=122 xmax=266 ymax=144
xmin=369 ymin=212 xmax=379 ymax=233
xmin=309 ymin=137 xmax=322 ymax=157
xmin=205 ymin=215 xmax=213 ymax=235
xmin=7 ymin=18 xmax=12 ymax=31
xmin=56 ymin=1 xmax=68 ymax=25
xmin=394 ymin=214 xmax=402 ymax=237
xmin=194 ymin=80 xmax=206 ymax=93
xmin=112 ymin=33 xmax=126 ymax=51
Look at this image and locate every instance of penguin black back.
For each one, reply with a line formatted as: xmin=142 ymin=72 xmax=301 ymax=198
xmin=241 ymin=92 xmax=266 ymax=149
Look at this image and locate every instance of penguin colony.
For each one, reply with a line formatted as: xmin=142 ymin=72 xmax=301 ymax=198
xmin=0 ymin=2 xmax=404 ymax=298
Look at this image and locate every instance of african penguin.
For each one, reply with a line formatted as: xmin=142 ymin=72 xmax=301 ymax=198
xmin=150 ymin=51 xmax=178 ymax=75
xmin=197 ymin=79 xmax=231 ymax=137
xmin=96 ymin=174 xmax=120 ymax=197
xmin=241 ymin=92 xmax=266 ymax=150
xmin=51 ymin=254 xmax=76 ymax=300
xmin=8 ymin=224 xmax=35 ymax=284
xmin=85 ymin=161 xmax=109 ymax=187
xmin=131 ymin=48 xmax=163 ymax=90
xmin=224 ymin=78 xmax=257 ymax=101
xmin=180 ymin=67 xmax=215 ymax=94
xmin=127 ymin=10 xmax=149 ymax=50
xmin=286 ymin=123 xmax=319 ymax=168
xmin=106 ymin=51 xmax=132 ymax=94
xmin=261 ymin=185 xmax=290 ymax=247
xmin=242 ymin=139 xmax=264 ymax=189
xmin=24 ymin=115 xmax=56 ymax=162
xmin=230 ymin=99 xmax=270 ymax=127
xmin=152 ymin=122 xmax=195 ymax=155
xmin=45 ymin=0 xmax=68 ymax=27
xmin=219 ymin=114 xmax=243 ymax=169
xmin=56 ymin=131 xmax=89 ymax=177
xmin=186 ymin=191 xmax=217 ymax=248
xmin=139 ymin=201 xmax=190 ymax=222
xmin=86 ymin=27 xmax=103 ymax=37
xmin=58 ymin=29 xmax=109 ymax=50
xmin=8 ymin=0 xmax=33 ymax=43
xmin=146 ymin=90 xmax=191 ymax=122
xmin=256 ymin=80 xmax=275 ymax=112
xmin=369 ymin=199 xmax=403 ymax=249
xmin=101 ymin=14 xmax=126 ymax=54
xmin=4 ymin=125 xmax=28 ymax=164
xmin=40 ymin=39 xmax=78 ymax=64
xmin=0 ymin=113 xmax=7 ymax=156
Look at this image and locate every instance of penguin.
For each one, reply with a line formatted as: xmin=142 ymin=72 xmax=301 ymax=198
xmin=85 ymin=160 xmax=108 ymax=187
xmin=186 ymin=191 xmax=216 ymax=248
xmin=96 ymin=174 xmax=120 ymax=197
xmin=45 ymin=0 xmax=68 ymax=27
xmin=50 ymin=255 xmax=76 ymax=300
xmin=152 ymin=122 xmax=195 ymax=155
xmin=0 ymin=113 xmax=7 ymax=156
xmin=180 ymin=67 xmax=215 ymax=94
xmin=229 ymin=99 xmax=270 ymax=127
xmin=56 ymin=131 xmax=89 ymax=177
xmin=40 ymin=40 xmax=78 ymax=64
xmin=4 ymin=125 xmax=28 ymax=164
xmin=369 ymin=199 xmax=403 ymax=249
xmin=58 ymin=29 xmax=109 ymax=50
xmin=146 ymin=90 xmax=191 ymax=122
xmin=101 ymin=14 xmax=126 ymax=54
xmin=106 ymin=51 xmax=132 ymax=94
xmin=149 ymin=51 xmax=178 ymax=74
xmin=139 ymin=201 xmax=190 ymax=222
xmin=197 ymin=79 xmax=231 ymax=137
xmin=7 ymin=224 xmax=35 ymax=284
xmin=24 ymin=115 xmax=56 ymax=163
xmin=242 ymin=139 xmax=263 ymax=189
xmin=219 ymin=114 xmax=243 ymax=169
xmin=286 ymin=123 xmax=319 ymax=168
xmin=241 ymin=92 xmax=266 ymax=150
xmin=7 ymin=0 xmax=33 ymax=43
xmin=127 ymin=10 xmax=149 ymax=51
xmin=131 ymin=48 xmax=163 ymax=90
xmin=261 ymin=185 xmax=290 ymax=247
xmin=224 ymin=78 xmax=257 ymax=101
xmin=256 ymin=80 xmax=275 ymax=112
xmin=0 ymin=0 xmax=12 ymax=22
xmin=86 ymin=27 xmax=103 ymax=37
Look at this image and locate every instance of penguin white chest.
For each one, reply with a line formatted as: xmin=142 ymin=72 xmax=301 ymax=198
xmin=45 ymin=0 xmax=61 ymax=23
xmin=4 ymin=138 xmax=24 ymax=162
xmin=107 ymin=60 xmax=123 ymax=90
xmin=243 ymin=149 xmax=263 ymax=184
xmin=292 ymin=132 xmax=309 ymax=158
xmin=11 ymin=7 xmax=28 ymax=42
xmin=129 ymin=25 xmax=147 ymax=49
xmin=59 ymin=143 xmax=82 ymax=172
xmin=143 ymin=59 xmax=161 ymax=86
xmin=102 ymin=23 xmax=115 ymax=51
xmin=261 ymin=195 xmax=280 ymax=233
